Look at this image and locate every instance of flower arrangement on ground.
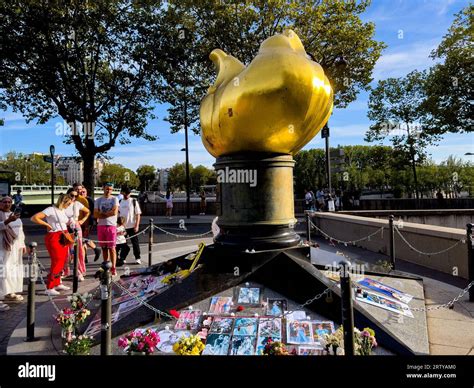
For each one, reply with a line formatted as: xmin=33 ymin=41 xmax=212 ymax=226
xmin=67 ymin=292 xmax=91 ymax=311
xmin=320 ymin=326 xmax=377 ymax=355
xmin=173 ymin=334 xmax=204 ymax=355
xmin=64 ymin=335 xmax=94 ymax=355
xmin=55 ymin=308 xmax=76 ymax=331
xmin=262 ymin=337 xmax=290 ymax=355
xmin=118 ymin=329 xmax=160 ymax=355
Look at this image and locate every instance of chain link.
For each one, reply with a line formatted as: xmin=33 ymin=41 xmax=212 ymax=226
xmin=310 ymin=221 xmax=385 ymax=245
xmin=84 ymin=225 xmax=151 ymax=244
xmin=112 ymin=280 xmax=177 ymax=321
xmin=152 ymin=224 xmax=213 ymax=239
xmin=394 ymin=227 xmax=464 ymax=256
xmin=404 ymin=281 xmax=474 ymax=312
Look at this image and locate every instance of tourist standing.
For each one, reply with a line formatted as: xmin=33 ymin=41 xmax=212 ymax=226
xmin=94 ymin=183 xmax=119 ymax=276
xmin=0 ymin=196 xmax=26 ymax=310
xmin=118 ymin=187 xmax=142 ymax=265
xmin=31 ymin=194 xmax=73 ymax=296
xmin=165 ymin=189 xmax=173 ymax=219
xmin=75 ymin=185 xmax=101 ymax=262
xmin=12 ymin=189 xmax=23 ymax=206
xmin=65 ymin=188 xmax=90 ymax=281
xmin=304 ymin=189 xmax=313 ymax=211
xmin=199 ymin=190 xmax=206 ymax=215
xmin=115 ymin=216 xmax=130 ymax=267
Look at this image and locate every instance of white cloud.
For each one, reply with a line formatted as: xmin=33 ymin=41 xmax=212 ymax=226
xmin=373 ymin=39 xmax=439 ymax=80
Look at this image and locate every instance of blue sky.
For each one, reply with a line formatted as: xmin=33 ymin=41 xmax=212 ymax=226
xmin=1 ymin=0 xmax=472 ymax=170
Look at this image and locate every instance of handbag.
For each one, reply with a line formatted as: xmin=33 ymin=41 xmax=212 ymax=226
xmin=53 ymin=207 xmax=75 ymax=246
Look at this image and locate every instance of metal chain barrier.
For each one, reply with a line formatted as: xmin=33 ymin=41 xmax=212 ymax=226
xmin=404 ymin=281 xmax=474 ymax=312
xmin=33 ymin=255 xmax=100 ymax=316
xmin=280 ymin=288 xmax=332 ymax=318
xmin=394 ymin=227 xmax=464 ymax=256
xmin=112 ymin=279 xmax=178 ymax=321
xmin=84 ymin=225 xmax=151 ymax=244
xmin=152 ymin=224 xmax=213 ymax=239
xmin=310 ymin=220 xmax=385 ymax=245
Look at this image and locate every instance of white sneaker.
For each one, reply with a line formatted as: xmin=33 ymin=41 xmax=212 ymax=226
xmin=0 ymin=302 xmax=10 ymax=311
xmin=78 ymin=274 xmax=85 ymax=282
xmin=44 ymin=288 xmax=61 ymax=296
xmin=55 ymin=284 xmax=71 ymax=291
xmin=135 ymin=259 xmax=142 ymax=265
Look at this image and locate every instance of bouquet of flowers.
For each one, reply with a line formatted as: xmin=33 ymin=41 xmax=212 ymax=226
xmin=67 ymin=292 xmax=91 ymax=311
xmin=118 ymin=329 xmax=160 ymax=355
xmin=172 ymin=334 xmax=204 ymax=355
xmin=320 ymin=326 xmax=377 ymax=355
xmin=357 ymin=327 xmax=378 ymax=355
xmin=262 ymin=337 xmax=289 ymax=356
xmin=74 ymin=308 xmax=91 ymax=325
xmin=55 ymin=308 xmax=76 ymax=330
xmin=64 ymin=335 xmax=94 ymax=355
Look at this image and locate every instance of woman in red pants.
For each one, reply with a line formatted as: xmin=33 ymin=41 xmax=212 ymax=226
xmin=31 ymin=194 xmax=73 ymax=296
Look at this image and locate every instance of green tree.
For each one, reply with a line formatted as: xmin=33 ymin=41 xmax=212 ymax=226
xmin=424 ymin=5 xmax=473 ymax=135
xmin=0 ymin=151 xmax=64 ymax=185
xmin=0 ymin=0 xmax=163 ymax=197
xmin=365 ymin=70 xmax=440 ymax=199
xmin=159 ymin=0 xmax=386 ymax=134
xmin=99 ymin=163 xmax=139 ymax=189
xmin=167 ymin=162 xmax=189 ymax=191
xmin=190 ymin=165 xmax=216 ymax=192
xmin=136 ymin=165 xmax=156 ymax=192
xmin=294 ymin=149 xmax=326 ymax=195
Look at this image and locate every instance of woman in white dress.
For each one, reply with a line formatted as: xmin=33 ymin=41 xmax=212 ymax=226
xmin=0 ymin=196 xmax=26 ymax=311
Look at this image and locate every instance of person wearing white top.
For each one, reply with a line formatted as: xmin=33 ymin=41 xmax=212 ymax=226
xmin=118 ymin=187 xmax=142 ymax=264
xmin=31 ymin=194 xmax=74 ymax=296
xmin=0 ymin=196 xmax=26 ymax=311
xmin=65 ymin=188 xmax=90 ymax=282
xmin=165 ymin=189 xmax=173 ymax=219
xmin=115 ymin=216 xmax=130 ymax=267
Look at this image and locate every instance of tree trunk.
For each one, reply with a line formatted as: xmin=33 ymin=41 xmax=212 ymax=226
xmin=82 ymin=153 xmax=96 ymax=200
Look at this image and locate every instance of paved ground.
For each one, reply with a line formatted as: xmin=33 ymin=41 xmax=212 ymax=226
xmin=2 ymin=217 xmax=473 ymax=355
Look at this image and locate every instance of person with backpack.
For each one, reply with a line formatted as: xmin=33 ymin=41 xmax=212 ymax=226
xmin=118 ymin=187 xmax=142 ymax=265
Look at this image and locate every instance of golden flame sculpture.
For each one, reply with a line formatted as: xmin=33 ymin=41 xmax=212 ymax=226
xmin=200 ymin=29 xmax=333 ymax=157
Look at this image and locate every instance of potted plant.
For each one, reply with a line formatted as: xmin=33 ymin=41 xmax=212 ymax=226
xmin=118 ymin=329 xmax=160 ymax=355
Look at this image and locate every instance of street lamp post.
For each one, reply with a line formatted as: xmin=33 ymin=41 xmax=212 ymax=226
xmin=50 ymin=145 xmax=55 ymax=205
xmin=180 ymin=27 xmax=191 ymax=219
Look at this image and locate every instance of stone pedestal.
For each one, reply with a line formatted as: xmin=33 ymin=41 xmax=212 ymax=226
xmin=214 ymin=152 xmax=299 ymax=250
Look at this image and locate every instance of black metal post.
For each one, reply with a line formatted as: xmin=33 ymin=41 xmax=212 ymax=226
xmin=148 ymin=218 xmax=153 ymax=268
xmin=306 ymin=212 xmax=311 ymax=243
xmin=467 ymin=223 xmax=474 ymax=302
xmin=339 ymin=260 xmax=354 ymax=355
xmin=389 ymin=215 xmax=396 ymax=270
xmin=25 ymin=242 xmax=38 ymax=342
xmin=325 ymin=128 xmax=332 ymax=194
xmin=50 ymin=145 xmax=55 ymax=205
xmin=100 ymin=261 xmax=112 ymax=355
xmin=72 ymin=230 xmax=79 ymax=293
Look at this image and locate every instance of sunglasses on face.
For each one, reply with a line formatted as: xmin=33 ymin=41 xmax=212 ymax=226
xmin=69 ymin=194 xmax=78 ymax=198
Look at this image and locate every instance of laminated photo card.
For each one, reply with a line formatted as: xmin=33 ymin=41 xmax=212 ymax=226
xmin=298 ymin=346 xmax=326 ymax=356
xmin=357 ymin=278 xmax=413 ymax=304
xmin=311 ymin=321 xmax=335 ymax=343
xmin=266 ymin=298 xmax=287 ymax=316
xmin=286 ymin=320 xmax=313 ymax=344
xmin=232 ymin=318 xmax=258 ymax=336
xmin=229 ymin=335 xmax=257 ymax=356
xmin=235 ymin=286 xmax=262 ymax=306
xmin=174 ymin=309 xmax=203 ymax=330
xmin=208 ymin=296 xmax=233 ymax=314
xmin=257 ymin=318 xmax=282 ymax=338
xmin=209 ymin=317 xmax=234 ymax=334
xmin=202 ymin=334 xmax=231 ymax=355
xmin=356 ymin=290 xmax=414 ymax=318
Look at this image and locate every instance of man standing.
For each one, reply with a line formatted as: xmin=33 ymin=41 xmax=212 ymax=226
xmin=12 ymin=189 xmax=23 ymax=206
xmin=119 ymin=187 xmax=142 ymax=265
xmin=94 ymin=182 xmax=119 ymax=276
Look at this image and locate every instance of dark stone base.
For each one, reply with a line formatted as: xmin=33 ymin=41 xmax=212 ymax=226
xmin=96 ymin=244 xmax=428 ymax=355
xmin=214 ymin=224 xmax=300 ymax=251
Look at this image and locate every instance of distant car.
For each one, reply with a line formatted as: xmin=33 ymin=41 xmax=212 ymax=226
xmin=359 ymin=190 xmax=394 ymax=200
